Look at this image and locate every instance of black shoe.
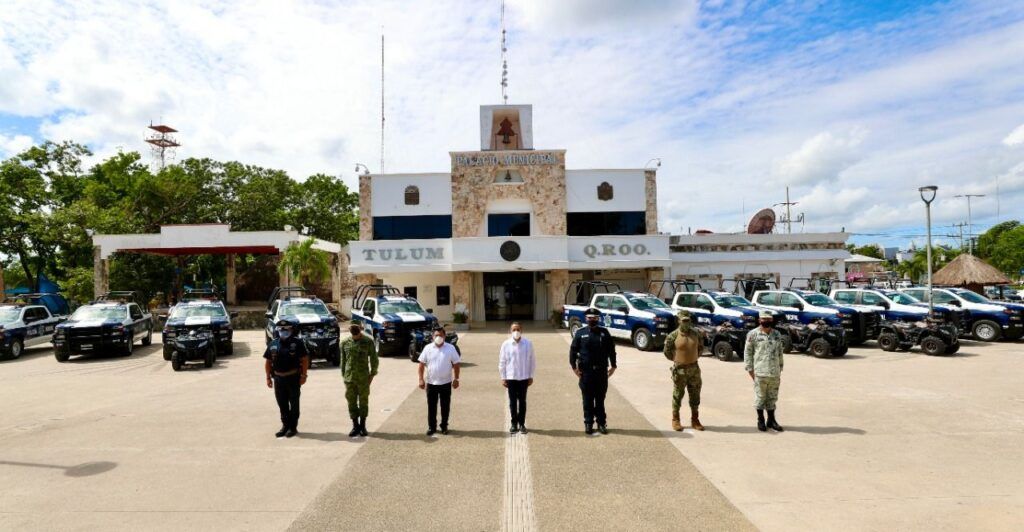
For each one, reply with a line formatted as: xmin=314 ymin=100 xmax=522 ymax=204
xmin=518 ymin=424 xmax=528 ymax=435
xmin=426 ymin=428 xmax=436 ymax=436
xmin=285 ymin=429 xmax=297 ymax=438
xmin=348 ymin=420 xmax=360 ymax=438
xmin=585 ymin=424 xmax=594 ymax=435
xmin=757 ymin=409 xmax=767 ymax=432
xmin=510 ymin=425 xmax=519 ymax=434
xmin=440 ymin=427 xmax=449 ymax=435
xmin=598 ymin=425 xmax=608 ymax=435
xmin=767 ymin=410 xmax=784 ymax=432
xmin=359 ymin=417 xmax=369 ymax=437
xmin=275 ymin=427 xmax=288 ymax=438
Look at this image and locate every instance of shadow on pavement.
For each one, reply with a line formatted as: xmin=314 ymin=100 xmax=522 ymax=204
xmin=296 ymin=432 xmax=347 ymax=442
xmin=0 ymin=460 xmax=118 ymax=477
xmin=708 ymin=425 xmax=865 ymax=435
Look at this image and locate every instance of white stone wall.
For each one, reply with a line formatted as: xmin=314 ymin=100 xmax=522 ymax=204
xmin=370 ymin=173 xmax=452 ymax=217
xmin=565 ymin=169 xmax=647 ymax=213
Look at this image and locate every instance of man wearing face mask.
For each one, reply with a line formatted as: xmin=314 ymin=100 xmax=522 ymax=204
xmin=340 ymin=324 xmax=379 ymax=438
xmin=498 ymin=322 xmax=536 ymax=434
xmin=569 ymin=307 xmax=617 ymax=435
xmin=744 ymin=310 xmax=785 ymax=432
xmin=418 ymin=326 xmax=461 ymax=435
xmin=264 ymin=319 xmax=310 ymax=438
xmin=663 ymin=310 xmax=704 ymax=431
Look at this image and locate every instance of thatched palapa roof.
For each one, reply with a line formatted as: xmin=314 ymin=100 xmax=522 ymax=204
xmin=932 ymin=254 xmax=1010 ymax=286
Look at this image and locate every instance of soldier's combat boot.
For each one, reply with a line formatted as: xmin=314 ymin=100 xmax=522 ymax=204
xmin=275 ymin=426 xmax=288 ymax=438
xmin=359 ymin=417 xmax=369 ymax=437
xmin=757 ymin=409 xmax=767 ymax=432
xmin=348 ymin=418 xmax=360 ymax=438
xmin=671 ymin=410 xmax=683 ymax=432
xmin=690 ymin=408 xmax=705 ymax=431
xmin=767 ymin=410 xmax=784 ymax=432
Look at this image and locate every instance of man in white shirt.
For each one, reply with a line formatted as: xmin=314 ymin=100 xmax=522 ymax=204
xmin=418 ymin=326 xmax=461 ymax=435
xmin=498 ymin=322 xmax=535 ymax=434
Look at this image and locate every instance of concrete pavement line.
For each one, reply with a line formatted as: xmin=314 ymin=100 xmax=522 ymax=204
xmin=502 ymin=418 xmax=537 ymax=532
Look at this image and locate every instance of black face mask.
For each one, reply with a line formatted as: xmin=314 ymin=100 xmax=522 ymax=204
xmin=350 ymin=326 xmax=362 ymax=337
xmin=759 ymin=321 xmax=774 ymax=328
xmin=586 ymin=318 xmax=599 ymax=328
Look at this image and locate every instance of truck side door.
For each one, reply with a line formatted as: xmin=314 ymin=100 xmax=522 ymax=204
xmin=129 ymin=304 xmax=146 ymax=338
xmin=593 ymin=294 xmax=630 ymax=339
xmin=691 ymin=294 xmax=718 ymax=326
xmin=777 ymin=292 xmax=806 ymax=322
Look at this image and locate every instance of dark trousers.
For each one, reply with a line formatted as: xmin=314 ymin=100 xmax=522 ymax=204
xmin=506 ymin=379 xmax=529 ymax=426
xmin=579 ymin=369 xmax=608 ymax=425
xmin=273 ymin=374 xmax=301 ymax=430
xmin=426 ymin=383 xmax=452 ymax=430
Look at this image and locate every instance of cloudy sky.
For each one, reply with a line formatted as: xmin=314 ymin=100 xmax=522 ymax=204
xmin=2 ymin=0 xmax=1023 ymax=247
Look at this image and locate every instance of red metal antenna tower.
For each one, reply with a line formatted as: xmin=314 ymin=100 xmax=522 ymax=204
xmin=145 ymin=122 xmax=180 ymax=169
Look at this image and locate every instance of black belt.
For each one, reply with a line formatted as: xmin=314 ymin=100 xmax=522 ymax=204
xmin=273 ymin=370 xmax=299 ymax=377
xmin=674 ymin=362 xmax=699 ymax=368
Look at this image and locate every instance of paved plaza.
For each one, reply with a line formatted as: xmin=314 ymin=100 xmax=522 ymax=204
xmin=0 ymin=325 xmax=1021 ymax=531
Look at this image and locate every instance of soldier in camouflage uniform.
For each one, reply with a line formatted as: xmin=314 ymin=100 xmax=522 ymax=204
xmin=341 ymin=324 xmax=379 ymax=437
xmin=744 ymin=310 xmax=785 ymax=432
xmin=663 ymin=310 xmax=704 ymax=431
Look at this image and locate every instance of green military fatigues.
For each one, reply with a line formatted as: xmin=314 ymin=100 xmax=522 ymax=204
xmin=340 ymin=335 xmax=379 ymax=418
xmin=744 ymin=328 xmax=784 ymax=410
xmin=663 ymin=329 xmax=702 ymax=410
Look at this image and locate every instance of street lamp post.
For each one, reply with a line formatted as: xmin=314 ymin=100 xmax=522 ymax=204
xmin=919 ymin=186 xmax=938 ymax=315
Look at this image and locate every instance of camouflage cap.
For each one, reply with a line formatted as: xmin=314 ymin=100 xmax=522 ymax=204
xmin=676 ymin=310 xmax=692 ymax=320
xmin=758 ymin=310 xmax=774 ymax=319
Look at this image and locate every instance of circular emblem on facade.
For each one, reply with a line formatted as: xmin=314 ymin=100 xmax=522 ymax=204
xmin=500 ymin=240 xmax=521 ymax=262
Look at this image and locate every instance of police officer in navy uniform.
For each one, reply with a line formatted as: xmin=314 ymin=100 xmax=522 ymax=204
xmin=264 ymin=319 xmax=310 ymax=438
xmin=570 ymin=307 xmax=617 ymax=435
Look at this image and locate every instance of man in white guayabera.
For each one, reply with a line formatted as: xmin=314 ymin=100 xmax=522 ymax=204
xmin=498 ymin=322 xmax=536 ymax=434
xmin=418 ymin=326 xmax=461 ymax=436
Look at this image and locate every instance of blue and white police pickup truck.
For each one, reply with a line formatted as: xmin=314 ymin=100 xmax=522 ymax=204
xmin=752 ymin=289 xmax=881 ymax=345
xmin=830 ymin=288 xmax=967 ymax=329
xmin=667 ymin=290 xmax=789 ymax=358
xmin=53 ymin=292 xmax=153 ymax=361
xmin=350 ymin=284 xmax=458 ymax=361
xmin=562 ymin=281 xmax=676 ymax=351
xmin=900 ymin=287 xmax=1024 ymax=342
xmin=265 ymin=287 xmax=341 ymax=365
xmin=162 ymin=294 xmax=237 ymax=360
xmin=0 ymin=294 xmax=68 ymax=359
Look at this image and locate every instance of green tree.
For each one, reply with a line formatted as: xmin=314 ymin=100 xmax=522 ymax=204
xmin=851 ymin=244 xmax=885 ymax=260
xmin=988 ymin=225 xmax=1024 ymax=276
xmin=278 ymin=238 xmax=332 ymax=288
xmin=291 ymin=173 xmax=359 ymax=244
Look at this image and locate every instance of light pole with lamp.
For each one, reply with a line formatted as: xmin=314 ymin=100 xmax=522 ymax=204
xmin=919 ymin=186 xmax=938 ymax=315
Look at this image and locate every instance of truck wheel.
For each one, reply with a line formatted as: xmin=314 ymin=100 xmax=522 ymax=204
xmin=713 ymin=340 xmax=734 ymax=361
xmin=171 ymin=351 xmax=183 ymax=371
xmin=632 ymin=327 xmax=653 ymax=351
xmin=163 ymin=346 xmax=173 ymax=361
xmin=972 ymin=320 xmax=1001 ymax=342
xmin=330 ymin=346 xmax=341 ymax=366
xmin=204 ymin=348 xmax=215 ymax=368
xmin=373 ymin=332 xmax=385 ymax=356
xmin=809 ymin=338 xmax=831 ymax=358
xmin=9 ymin=338 xmax=23 ymax=359
xmin=920 ymin=336 xmax=946 ymax=356
xmin=142 ymin=327 xmax=152 ymax=346
xmin=122 ymin=335 xmax=134 ymax=356
xmin=408 ymin=341 xmax=419 ymax=362
xmin=55 ymin=349 xmax=70 ymax=362
xmin=568 ymin=318 xmax=582 ymax=337
xmin=222 ymin=342 xmax=234 ymax=355
xmin=877 ymin=332 xmax=898 ymax=352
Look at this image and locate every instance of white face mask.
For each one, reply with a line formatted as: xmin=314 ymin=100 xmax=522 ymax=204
xmin=433 ymin=336 xmax=444 ymax=346
xmin=512 ymin=331 xmax=522 ymax=340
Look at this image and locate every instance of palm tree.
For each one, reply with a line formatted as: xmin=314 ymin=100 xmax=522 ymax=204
xmin=278 ymin=238 xmax=332 ymax=288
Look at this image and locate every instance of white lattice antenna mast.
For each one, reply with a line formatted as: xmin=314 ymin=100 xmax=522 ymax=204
xmin=500 ymin=0 xmax=509 ymax=103
xmin=380 ymin=29 xmax=385 ymax=175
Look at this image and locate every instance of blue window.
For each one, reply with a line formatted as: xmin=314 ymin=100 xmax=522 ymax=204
xmin=373 ymin=215 xmax=452 ymax=240
xmin=488 ymin=213 xmax=530 ymax=237
xmin=567 ymin=211 xmax=646 ymax=236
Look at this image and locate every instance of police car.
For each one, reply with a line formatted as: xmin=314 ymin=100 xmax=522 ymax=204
xmin=351 ymin=284 xmax=457 ymax=360
xmin=53 ymin=291 xmax=154 ymax=361
xmin=830 ymin=287 xmax=967 ymax=329
xmin=900 ymin=287 xmax=1024 ymax=342
xmin=265 ymin=287 xmax=341 ymax=365
xmin=752 ymin=289 xmax=880 ymax=345
xmin=162 ymin=290 xmax=237 ymax=361
xmin=562 ymin=281 xmax=677 ymax=351
xmin=0 ymin=294 xmax=68 ymax=359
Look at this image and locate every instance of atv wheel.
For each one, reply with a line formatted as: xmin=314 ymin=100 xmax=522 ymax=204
xmin=632 ymin=327 xmax=653 ymax=351
xmin=809 ymin=338 xmax=831 ymax=358
xmin=142 ymin=327 xmax=152 ymax=346
xmin=163 ymin=346 xmax=173 ymax=361
xmin=897 ymin=343 xmax=913 ymax=352
xmin=568 ymin=318 xmax=583 ymax=337
xmin=204 ymin=348 xmax=215 ymax=368
xmin=972 ymin=320 xmax=1001 ymax=342
xmin=9 ymin=338 xmax=23 ymax=359
xmin=946 ymin=342 xmax=960 ymax=354
xmin=833 ymin=345 xmax=849 ymax=357
xmin=55 ymin=349 xmax=70 ymax=362
xmin=408 ymin=341 xmax=419 ymax=362
xmin=713 ymin=340 xmax=734 ymax=361
xmin=781 ymin=333 xmax=794 ymax=354
xmin=171 ymin=351 xmax=183 ymax=371
xmin=877 ymin=332 xmax=898 ymax=352
xmin=920 ymin=336 xmax=947 ymax=356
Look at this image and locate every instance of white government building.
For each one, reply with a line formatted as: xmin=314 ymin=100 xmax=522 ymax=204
xmin=347 ymin=102 xmax=849 ymax=323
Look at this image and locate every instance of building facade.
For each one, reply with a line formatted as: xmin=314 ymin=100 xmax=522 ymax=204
xmin=349 ymin=104 xmax=670 ymax=323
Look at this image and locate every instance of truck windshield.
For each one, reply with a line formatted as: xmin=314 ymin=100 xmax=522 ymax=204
xmin=803 ymin=294 xmax=836 ymax=306
xmin=713 ymin=295 xmax=752 ymax=308
xmin=71 ymin=306 xmax=126 ymax=321
xmin=281 ymin=302 xmax=331 ymax=317
xmin=889 ymin=293 xmax=921 ymax=305
xmin=951 ymin=290 xmax=989 ymax=304
xmin=170 ymin=304 xmax=227 ymax=319
xmin=379 ymin=301 xmax=426 ymax=314
xmin=627 ymin=295 xmax=670 ymax=310
xmin=0 ymin=308 xmax=20 ymax=323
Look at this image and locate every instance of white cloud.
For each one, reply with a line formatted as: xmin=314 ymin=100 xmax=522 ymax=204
xmin=1004 ymin=123 xmax=1024 ymax=146
xmin=0 ymin=133 xmax=34 ymax=157
xmin=511 ymin=0 xmax=698 ymax=31
xmin=773 ymin=127 xmax=868 ymax=186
